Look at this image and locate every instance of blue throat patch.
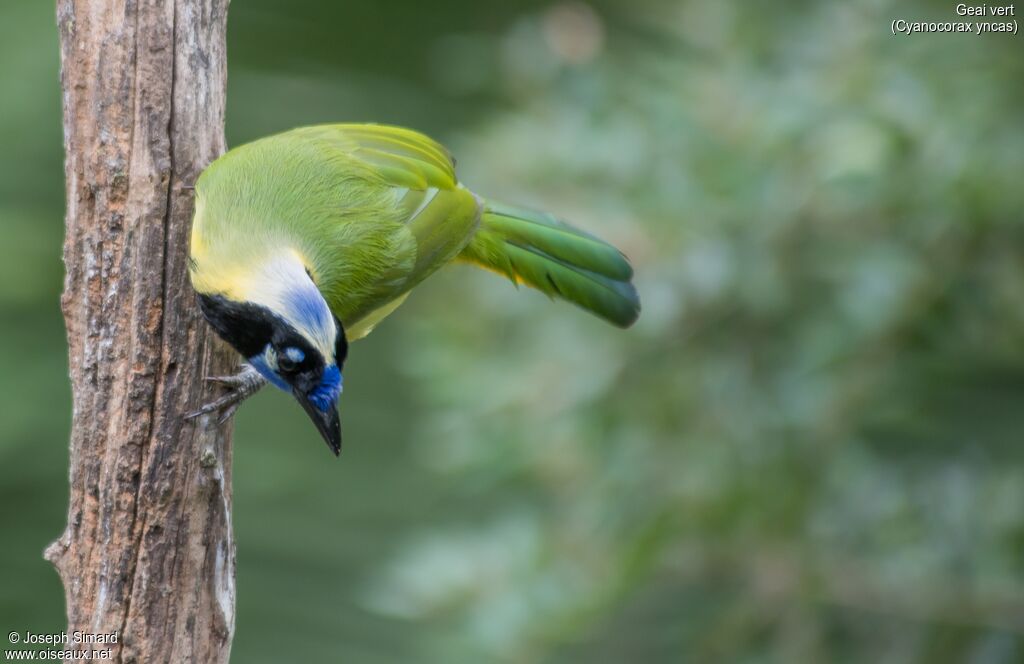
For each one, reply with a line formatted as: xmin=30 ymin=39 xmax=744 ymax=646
xmin=308 ymin=364 xmax=343 ymax=412
xmin=249 ymin=354 xmax=343 ymax=411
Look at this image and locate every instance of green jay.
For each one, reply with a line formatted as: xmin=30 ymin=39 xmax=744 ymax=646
xmin=186 ymin=124 xmax=639 ymax=454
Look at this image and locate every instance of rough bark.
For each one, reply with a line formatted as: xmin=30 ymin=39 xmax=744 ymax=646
xmin=45 ymin=1 xmax=235 ymax=662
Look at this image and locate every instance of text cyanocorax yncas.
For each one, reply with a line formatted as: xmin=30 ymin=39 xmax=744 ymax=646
xmin=187 ymin=124 xmax=640 ymax=455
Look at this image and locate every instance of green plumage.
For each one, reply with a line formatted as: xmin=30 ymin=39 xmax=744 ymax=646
xmin=190 ymin=124 xmax=640 ymax=338
xmin=462 ymin=203 xmax=639 ymax=327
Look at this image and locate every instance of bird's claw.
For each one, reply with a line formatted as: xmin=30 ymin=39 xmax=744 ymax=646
xmin=184 ymin=391 xmax=244 ymax=421
xmin=186 ymin=364 xmax=266 ymax=424
xmin=204 ymin=373 xmax=253 ymax=388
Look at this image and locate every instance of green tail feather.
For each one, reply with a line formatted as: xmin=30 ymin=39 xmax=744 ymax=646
xmin=459 ymin=201 xmax=640 ymax=327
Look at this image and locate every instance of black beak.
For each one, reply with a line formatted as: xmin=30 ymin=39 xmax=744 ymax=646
xmin=294 ymin=391 xmax=342 ymax=456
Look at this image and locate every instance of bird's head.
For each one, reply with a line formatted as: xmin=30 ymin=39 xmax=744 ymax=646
xmin=195 ymin=250 xmax=347 ymax=454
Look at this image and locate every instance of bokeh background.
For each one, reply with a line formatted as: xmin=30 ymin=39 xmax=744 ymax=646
xmin=2 ymin=0 xmax=1023 ymax=661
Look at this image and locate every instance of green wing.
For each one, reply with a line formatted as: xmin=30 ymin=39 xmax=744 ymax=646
xmin=290 ymin=123 xmax=457 ymax=190
xmin=286 ymin=125 xmax=481 ymax=332
xmin=323 ymin=124 xmax=458 ymax=189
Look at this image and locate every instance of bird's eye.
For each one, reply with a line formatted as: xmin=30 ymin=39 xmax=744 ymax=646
xmin=276 ymin=346 xmax=304 ymax=373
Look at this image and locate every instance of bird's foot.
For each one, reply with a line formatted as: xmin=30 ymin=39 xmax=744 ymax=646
xmin=185 ymin=364 xmax=267 ymax=425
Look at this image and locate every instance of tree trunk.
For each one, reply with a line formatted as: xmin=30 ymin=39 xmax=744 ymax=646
xmin=45 ymin=1 xmax=235 ymax=662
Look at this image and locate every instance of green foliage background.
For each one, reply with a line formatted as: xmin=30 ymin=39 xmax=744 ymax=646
xmin=1 ymin=1 xmax=1022 ymax=662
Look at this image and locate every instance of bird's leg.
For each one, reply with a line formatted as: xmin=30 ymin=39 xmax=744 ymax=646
xmin=185 ymin=363 xmax=267 ymax=425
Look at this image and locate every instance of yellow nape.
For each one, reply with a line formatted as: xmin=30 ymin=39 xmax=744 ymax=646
xmin=188 ymin=257 xmax=249 ymax=302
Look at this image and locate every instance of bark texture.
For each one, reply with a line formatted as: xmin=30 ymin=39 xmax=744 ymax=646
xmin=46 ymin=1 xmax=235 ymax=661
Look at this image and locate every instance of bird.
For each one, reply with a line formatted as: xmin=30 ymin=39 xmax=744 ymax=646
xmin=185 ymin=124 xmax=640 ymax=455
